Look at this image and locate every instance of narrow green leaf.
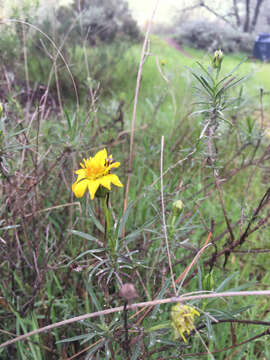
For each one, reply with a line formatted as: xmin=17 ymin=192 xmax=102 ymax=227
xmin=68 ymin=229 xmax=102 ymax=246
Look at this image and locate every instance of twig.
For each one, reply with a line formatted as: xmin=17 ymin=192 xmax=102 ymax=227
xmin=243 ymin=88 xmax=265 ymax=206
xmin=160 ymin=136 xmax=176 ymax=295
xmin=200 ymin=1 xmax=237 ymax=28
xmin=22 ymin=22 xmax=30 ymax=100
xmin=65 ymin=339 xmax=103 ymax=360
xmin=184 ymin=327 xmax=270 ymax=357
xmin=207 ymin=124 xmax=235 ymax=244
xmin=123 ymin=301 xmax=130 ymax=360
xmin=198 ymin=318 xmax=270 ymax=329
xmin=154 ymin=56 xmax=177 ymax=115
xmin=122 ymin=0 xmax=160 ymax=235
xmin=176 ymin=230 xmax=212 ymax=293
xmin=24 ymin=202 xmax=82 ymax=218
xmin=149 ymin=326 xmax=270 ymax=358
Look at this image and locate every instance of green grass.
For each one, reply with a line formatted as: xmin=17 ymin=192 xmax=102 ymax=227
xmin=116 ymin=35 xmax=270 ymax=104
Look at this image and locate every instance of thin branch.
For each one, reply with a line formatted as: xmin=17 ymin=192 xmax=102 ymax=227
xmin=122 ymin=0 xmax=160 ymax=234
xmin=233 ymin=0 xmax=241 ymax=27
xmin=160 ymin=136 xmax=176 ymax=295
xmin=176 ymin=230 xmax=212 ymax=293
xmin=149 ymin=326 xmax=270 ymax=358
xmin=24 ymin=202 xmax=82 ymax=218
xmin=198 ymin=318 xmax=270 ymax=329
xmin=185 ymin=327 xmax=270 ymax=357
xmin=123 ymin=301 xmax=130 ymax=360
xmin=250 ymin=0 xmax=265 ymax=33
xmin=207 ymin=124 xmax=235 ymax=244
xmin=243 ymin=0 xmax=250 ymax=32
xmin=200 ymin=2 xmax=237 ymax=28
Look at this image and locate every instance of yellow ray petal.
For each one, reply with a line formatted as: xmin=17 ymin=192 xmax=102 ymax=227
xmin=99 ymin=176 xmax=112 ymax=190
xmin=109 ymin=174 xmax=123 ymax=187
xmin=99 ymin=174 xmax=123 ymax=189
xmin=94 ymin=149 xmax=107 ymax=165
xmin=107 ymin=162 xmax=120 ymax=171
xmin=75 ymin=168 xmax=87 ymax=175
xmin=87 ymin=180 xmax=100 ymax=200
xmin=72 ymin=179 xmax=88 ymax=198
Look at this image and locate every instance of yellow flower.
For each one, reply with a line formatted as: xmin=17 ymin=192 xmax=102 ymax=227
xmin=171 ymin=303 xmax=200 ymax=342
xmin=72 ymin=148 xmax=123 ymax=200
xmin=161 ymin=59 xmax=166 ymax=66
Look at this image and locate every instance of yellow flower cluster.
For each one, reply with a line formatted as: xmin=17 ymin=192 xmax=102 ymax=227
xmin=171 ymin=303 xmax=200 ymax=342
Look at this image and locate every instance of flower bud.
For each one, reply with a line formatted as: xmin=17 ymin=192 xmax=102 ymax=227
xmin=0 ymin=103 xmax=3 ymax=118
xmin=172 ymin=200 xmax=183 ymax=217
xmin=212 ymin=50 xmax=223 ymax=69
xmin=161 ymin=59 xmax=166 ymax=66
xmin=202 ymin=270 xmax=214 ymax=291
xmin=95 ymin=186 xmax=109 ymax=199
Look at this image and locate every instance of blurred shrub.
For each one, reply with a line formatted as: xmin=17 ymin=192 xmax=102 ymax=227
xmin=0 ymin=0 xmax=140 ymax=102
xmin=151 ymin=22 xmax=175 ymax=36
xmin=174 ymin=20 xmax=255 ymax=54
xmin=55 ymin=0 xmax=140 ymax=45
xmin=0 ymin=27 xmax=20 ymax=70
xmin=27 ymin=36 xmax=136 ymax=99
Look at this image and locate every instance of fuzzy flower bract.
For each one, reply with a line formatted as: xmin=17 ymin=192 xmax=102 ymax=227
xmin=72 ymin=148 xmax=123 ymax=200
xmin=171 ymin=303 xmax=200 ymax=342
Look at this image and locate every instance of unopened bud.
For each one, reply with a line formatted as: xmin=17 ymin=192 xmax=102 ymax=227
xmin=172 ymin=200 xmax=183 ymax=217
xmin=95 ymin=186 xmax=109 ymax=199
xmin=202 ymin=270 xmax=214 ymax=291
xmin=212 ymin=49 xmax=223 ymax=69
xmin=119 ymin=283 xmax=138 ymax=302
xmin=0 ymin=103 xmax=3 ymax=118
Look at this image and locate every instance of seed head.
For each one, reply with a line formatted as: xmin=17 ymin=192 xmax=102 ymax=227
xmin=119 ymin=283 xmax=138 ymax=302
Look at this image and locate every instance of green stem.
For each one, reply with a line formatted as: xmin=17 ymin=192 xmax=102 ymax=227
xmin=168 ymin=215 xmax=176 ymax=239
xmin=102 ymin=194 xmax=117 ymax=261
xmin=102 ymin=195 xmax=111 ymax=248
xmin=215 ymin=67 xmax=220 ymax=82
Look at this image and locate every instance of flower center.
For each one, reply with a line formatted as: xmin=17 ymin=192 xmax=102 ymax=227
xmin=85 ymin=165 xmax=106 ymax=180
